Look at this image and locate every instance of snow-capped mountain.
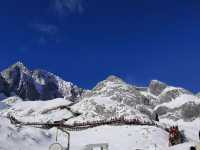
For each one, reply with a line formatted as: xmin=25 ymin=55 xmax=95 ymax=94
xmin=0 ymin=62 xmax=83 ymax=101
xmin=70 ymin=75 xmax=153 ymax=123
xmin=0 ymin=62 xmax=200 ymax=150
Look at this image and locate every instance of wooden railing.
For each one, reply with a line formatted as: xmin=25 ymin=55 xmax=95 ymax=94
xmin=8 ymin=115 xmax=156 ymax=131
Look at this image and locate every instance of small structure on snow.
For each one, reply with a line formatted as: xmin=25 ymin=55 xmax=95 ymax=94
xmin=49 ymin=143 xmax=63 ymax=150
xmin=83 ymin=143 xmax=109 ymax=150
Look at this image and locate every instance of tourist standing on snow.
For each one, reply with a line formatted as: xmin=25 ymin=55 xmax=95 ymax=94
xmin=199 ymin=130 xmax=200 ymax=140
xmin=155 ymin=113 xmax=159 ymax=122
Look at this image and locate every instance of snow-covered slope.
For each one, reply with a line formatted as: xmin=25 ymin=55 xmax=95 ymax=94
xmin=154 ymin=89 xmax=200 ymax=121
xmin=1 ymin=97 xmax=74 ymax=123
xmin=70 ymin=75 xmax=153 ymax=123
xmin=0 ymin=115 xmax=169 ymax=150
xmin=0 ymin=115 xmax=198 ymax=150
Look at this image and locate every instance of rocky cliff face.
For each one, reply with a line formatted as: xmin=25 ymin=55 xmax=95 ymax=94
xmin=149 ymin=80 xmax=167 ymax=96
xmin=0 ymin=75 xmax=9 ymax=98
xmin=0 ymin=62 xmax=83 ymax=101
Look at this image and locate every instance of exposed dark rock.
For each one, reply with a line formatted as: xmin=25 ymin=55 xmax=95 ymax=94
xmin=181 ymin=102 xmax=200 ymax=120
xmin=41 ymin=80 xmax=61 ymax=100
xmin=0 ymin=75 xmax=9 ymax=96
xmin=17 ymin=74 xmax=40 ymax=100
xmin=1 ymin=62 xmax=27 ymax=92
xmin=149 ymin=80 xmax=167 ymax=96
xmin=70 ymin=85 xmax=83 ymax=102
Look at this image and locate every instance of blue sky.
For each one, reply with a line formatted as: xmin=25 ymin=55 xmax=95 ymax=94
xmin=0 ymin=0 xmax=200 ymax=92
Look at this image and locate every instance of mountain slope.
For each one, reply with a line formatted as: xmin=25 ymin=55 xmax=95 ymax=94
xmin=70 ymin=75 xmax=153 ymax=123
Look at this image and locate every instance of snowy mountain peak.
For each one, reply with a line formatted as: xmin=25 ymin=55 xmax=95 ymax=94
xmin=92 ymin=75 xmax=132 ymax=94
xmin=149 ymin=80 xmax=167 ymax=96
xmin=105 ymin=75 xmax=124 ymax=83
xmin=12 ymin=61 xmax=26 ymax=68
xmin=10 ymin=61 xmax=30 ymax=74
xmin=150 ymin=80 xmax=167 ymax=85
xmin=0 ymin=62 xmax=83 ymax=101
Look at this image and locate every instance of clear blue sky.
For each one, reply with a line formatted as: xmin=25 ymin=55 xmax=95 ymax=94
xmin=0 ymin=0 xmax=200 ymax=92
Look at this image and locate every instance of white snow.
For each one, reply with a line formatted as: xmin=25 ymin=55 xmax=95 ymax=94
xmin=0 ymin=98 xmax=199 ymax=150
xmin=0 ymin=113 xmax=198 ymax=150
xmin=2 ymin=96 xmax=23 ymax=106
xmin=70 ymin=125 xmax=169 ymax=150
xmin=160 ymin=86 xmax=178 ymax=94
xmin=0 ymin=98 xmax=73 ymax=122
xmin=155 ymin=94 xmax=200 ymax=109
xmin=0 ymin=115 xmax=170 ymax=150
xmin=0 ymin=101 xmax=7 ymax=110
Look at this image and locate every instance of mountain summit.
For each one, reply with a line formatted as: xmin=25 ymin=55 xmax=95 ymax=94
xmin=0 ymin=62 xmax=83 ymax=101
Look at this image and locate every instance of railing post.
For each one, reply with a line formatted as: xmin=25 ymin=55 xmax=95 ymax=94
xmin=58 ymin=128 xmax=70 ymax=150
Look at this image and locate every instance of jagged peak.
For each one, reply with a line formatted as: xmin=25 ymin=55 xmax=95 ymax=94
xmin=149 ymin=80 xmax=167 ymax=86
xmin=105 ymin=75 xmax=124 ymax=83
xmin=13 ymin=61 xmax=25 ymax=66
xmin=1 ymin=61 xmax=31 ymax=78
xmin=12 ymin=61 xmax=27 ymax=69
xmin=8 ymin=61 xmax=30 ymax=74
xmin=149 ymin=79 xmax=168 ymax=96
xmin=92 ymin=75 xmax=129 ymax=92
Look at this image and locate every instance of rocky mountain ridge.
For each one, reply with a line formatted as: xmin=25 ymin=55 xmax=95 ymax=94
xmin=0 ymin=62 xmax=83 ymax=101
xmin=0 ymin=62 xmax=200 ymax=123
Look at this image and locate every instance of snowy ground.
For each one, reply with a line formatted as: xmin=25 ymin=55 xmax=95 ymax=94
xmin=0 ymin=116 xmax=169 ymax=150
xmin=0 ymin=97 xmax=73 ymax=122
xmin=0 ymin=114 xmax=199 ymax=150
xmin=0 ymin=93 xmax=200 ymax=150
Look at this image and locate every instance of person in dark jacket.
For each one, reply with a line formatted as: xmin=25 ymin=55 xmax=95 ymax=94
xmin=190 ymin=146 xmax=196 ymax=150
xmin=199 ymin=130 xmax=200 ymax=140
xmin=155 ymin=113 xmax=159 ymax=122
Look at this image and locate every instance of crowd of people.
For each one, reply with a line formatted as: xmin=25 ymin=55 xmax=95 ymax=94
xmin=168 ymin=126 xmax=182 ymax=146
xmin=71 ymin=117 xmax=154 ymax=127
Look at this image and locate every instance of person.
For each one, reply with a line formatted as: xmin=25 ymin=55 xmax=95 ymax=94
xmin=155 ymin=113 xmax=159 ymax=122
xmin=190 ymin=146 xmax=196 ymax=150
xmin=199 ymin=130 xmax=200 ymax=141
